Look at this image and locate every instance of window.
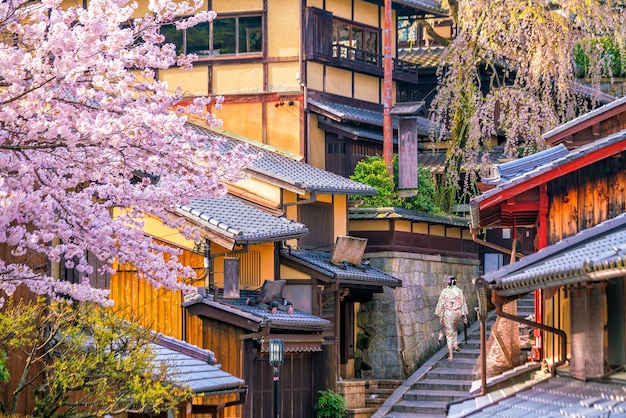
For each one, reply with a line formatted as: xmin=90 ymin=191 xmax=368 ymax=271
xmin=161 ymin=15 xmax=263 ymax=57
xmin=331 ymin=19 xmax=378 ymax=63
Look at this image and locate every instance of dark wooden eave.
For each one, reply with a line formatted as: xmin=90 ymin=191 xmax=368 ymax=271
xmin=472 ymin=135 xmax=626 ymax=229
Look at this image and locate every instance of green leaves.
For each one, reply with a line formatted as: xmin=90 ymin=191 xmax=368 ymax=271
xmin=0 ymin=299 xmax=192 ymax=416
xmin=350 ymin=155 xmax=438 ymax=212
xmin=315 ymin=389 xmax=347 ymax=418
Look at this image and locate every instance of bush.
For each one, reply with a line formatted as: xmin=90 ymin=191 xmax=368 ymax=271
xmin=350 ymin=155 xmax=439 ymax=212
xmin=315 ymin=389 xmax=347 ymax=418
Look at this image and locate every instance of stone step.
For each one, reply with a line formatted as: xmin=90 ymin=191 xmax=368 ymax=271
xmin=435 ymin=357 xmax=476 ymax=369
xmin=365 ymin=396 xmax=385 ymax=408
xmin=366 ymin=387 xmax=397 ymax=396
xmin=404 ymin=388 xmax=471 ymax=402
xmin=445 ymin=348 xmax=481 ymax=358
xmin=412 ymin=377 xmax=472 ymax=391
xmin=385 ymin=413 xmax=445 ymax=418
xmin=393 ymin=399 xmax=448 ymax=415
xmin=426 ymin=367 xmax=476 ymax=381
xmin=367 ymin=379 xmax=404 ymax=389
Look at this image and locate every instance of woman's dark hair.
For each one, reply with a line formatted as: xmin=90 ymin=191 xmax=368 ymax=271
xmin=447 ymin=275 xmax=457 ymax=286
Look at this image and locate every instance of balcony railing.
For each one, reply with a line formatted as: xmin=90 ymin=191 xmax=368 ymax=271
xmin=325 ymin=44 xmax=418 ymax=82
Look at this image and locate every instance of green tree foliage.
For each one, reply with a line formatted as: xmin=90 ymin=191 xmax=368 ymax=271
xmin=350 ymin=155 xmax=439 ymax=212
xmin=0 ymin=298 xmax=192 ymax=417
xmin=574 ymin=37 xmax=625 ymax=78
xmin=315 ymin=389 xmax=347 ymax=418
xmin=427 ymin=0 xmax=625 ymax=199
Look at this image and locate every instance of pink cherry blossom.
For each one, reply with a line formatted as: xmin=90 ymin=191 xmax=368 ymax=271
xmin=0 ymin=0 xmax=253 ymax=307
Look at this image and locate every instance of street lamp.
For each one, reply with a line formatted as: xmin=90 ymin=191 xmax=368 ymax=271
xmin=269 ymin=339 xmax=284 ymax=418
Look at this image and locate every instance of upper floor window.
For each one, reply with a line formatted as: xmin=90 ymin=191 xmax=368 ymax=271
xmin=332 ymin=19 xmax=379 ymax=60
xmin=161 ymin=14 xmax=263 ymax=58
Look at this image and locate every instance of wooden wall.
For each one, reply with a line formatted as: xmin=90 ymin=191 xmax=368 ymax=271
xmin=547 ymin=150 xmax=626 ymax=244
xmin=110 ymin=243 xmax=204 ymax=339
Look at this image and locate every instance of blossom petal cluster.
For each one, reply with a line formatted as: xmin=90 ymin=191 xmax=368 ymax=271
xmin=0 ymin=0 xmax=252 ymax=306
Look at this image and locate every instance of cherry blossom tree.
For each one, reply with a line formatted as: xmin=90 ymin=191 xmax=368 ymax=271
xmin=0 ymin=0 xmax=252 ymax=306
xmin=426 ymin=0 xmax=625 ymax=207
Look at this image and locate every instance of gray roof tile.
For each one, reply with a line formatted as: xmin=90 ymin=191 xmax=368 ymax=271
xmin=307 ymin=98 xmax=431 ymax=136
xmin=481 ymin=145 xmax=570 ymax=186
xmin=481 ymin=213 xmax=626 ymax=297
xmin=542 ymin=96 xmax=626 ymax=141
xmin=189 ymin=123 xmax=377 ymax=196
xmin=218 ymin=290 xmax=331 ymax=331
xmin=153 ymin=335 xmax=245 ymax=395
xmin=393 ymin=0 xmax=447 ymax=16
xmin=463 ymin=376 xmax=626 ymax=417
xmin=182 ymin=288 xmax=330 ymax=332
xmin=471 ymin=129 xmax=626 ymax=215
xmin=178 ymin=194 xmax=308 ymax=243
xmin=349 ymin=206 xmax=470 ymax=227
xmin=398 ymin=46 xmax=446 ymax=68
xmin=280 ymin=249 xmax=402 ymax=288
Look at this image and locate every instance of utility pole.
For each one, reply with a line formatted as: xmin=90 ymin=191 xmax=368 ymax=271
xmin=383 ymin=0 xmax=393 ymax=176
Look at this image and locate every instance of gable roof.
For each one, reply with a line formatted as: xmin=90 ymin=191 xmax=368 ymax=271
xmin=470 ymin=129 xmax=626 ymax=228
xmin=479 ymin=212 xmax=626 ymax=297
xmin=177 ymin=194 xmax=308 ymax=249
xmin=153 ymin=335 xmax=246 ymax=396
xmin=189 ymin=123 xmax=378 ymax=196
xmin=280 ymin=248 xmax=402 ymax=288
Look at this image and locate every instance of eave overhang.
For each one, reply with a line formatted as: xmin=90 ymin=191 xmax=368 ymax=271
xmin=470 ymin=130 xmax=626 ymax=229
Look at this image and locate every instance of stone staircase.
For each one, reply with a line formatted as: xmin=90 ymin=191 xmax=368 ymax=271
xmin=373 ymin=293 xmax=536 ymax=418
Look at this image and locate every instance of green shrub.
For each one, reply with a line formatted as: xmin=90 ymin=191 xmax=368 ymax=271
xmin=350 ymin=155 xmax=439 ymax=212
xmin=315 ymin=389 xmax=347 ymax=418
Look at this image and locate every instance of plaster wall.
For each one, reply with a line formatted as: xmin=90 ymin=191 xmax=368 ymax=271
xmin=357 ymin=251 xmax=480 ymax=379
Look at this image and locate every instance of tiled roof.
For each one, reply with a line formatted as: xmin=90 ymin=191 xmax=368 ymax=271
xmin=218 ymin=290 xmax=331 ymax=332
xmin=349 ymin=206 xmax=470 ymax=227
xmin=177 ymin=195 xmax=308 ymax=244
xmin=153 ymin=335 xmax=246 ymax=395
xmin=317 ymin=116 xmax=387 ymax=142
xmin=182 ymin=289 xmax=330 ymax=333
xmin=480 ymin=144 xmax=570 ymax=186
xmin=470 ymin=129 xmax=626 ymax=226
xmin=451 ymin=375 xmax=626 ymax=417
xmin=307 ymin=98 xmax=431 ymax=136
xmin=480 ymin=213 xmax=626 ymax=297
xmin=543 ymin=95 xmax=626 ymax=141
xmin=397 ymin=46 xmax=446 ymax=68
xmin=393 ymin=0 xmax=447 ymax=17
xmin=280 ymin=249 xmax=402 ymax=288
xmin=189 ymin=123 xmax=378 ymax=196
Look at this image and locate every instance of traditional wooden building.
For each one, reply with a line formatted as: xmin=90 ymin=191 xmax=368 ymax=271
xmin=108 ymin=122 xmax=403 ymax=417
xmin=466 ymin=96 xmax=626 ymax=400
xmin=138 ymin=0 xmax=449 ymax=180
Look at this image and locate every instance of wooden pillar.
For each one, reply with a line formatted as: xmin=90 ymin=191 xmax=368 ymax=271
xmin=570 ymin=286 xmax=605 ymax=380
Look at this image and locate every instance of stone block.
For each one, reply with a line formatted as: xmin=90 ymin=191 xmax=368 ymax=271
xmin=337 ymin=379 xmax=367 ymax=409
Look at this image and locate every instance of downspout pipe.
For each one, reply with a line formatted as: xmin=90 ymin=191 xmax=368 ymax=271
xmin=492 ymin=291 xmax=567 ymax=377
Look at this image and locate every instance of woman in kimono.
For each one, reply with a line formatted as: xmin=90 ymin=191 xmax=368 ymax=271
xmin=435 ymin=274 xmax=469 ymax=361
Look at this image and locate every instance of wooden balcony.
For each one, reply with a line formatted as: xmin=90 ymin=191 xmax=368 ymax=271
xmin=311 ymin=44 xmax=419 ymax=83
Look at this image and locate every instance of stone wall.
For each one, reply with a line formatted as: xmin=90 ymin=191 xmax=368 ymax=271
xmin=356 ymin=251 xmax=480 ymax=380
